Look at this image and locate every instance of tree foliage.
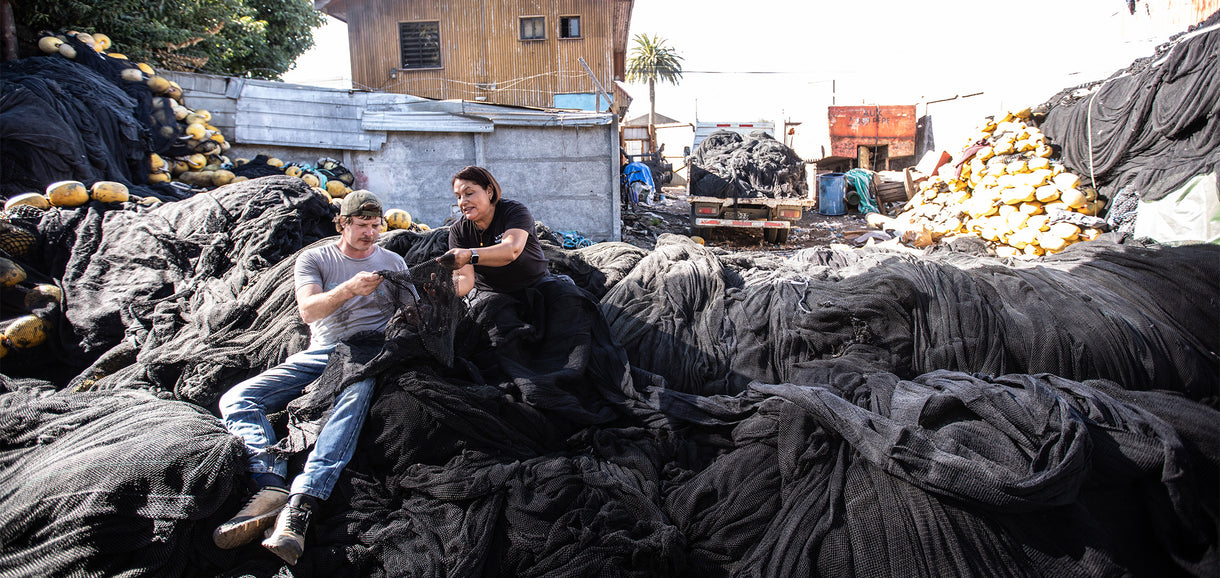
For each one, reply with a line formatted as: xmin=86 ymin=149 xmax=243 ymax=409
xmin=12 ymin=0 xmax=324 ymax=80
xmin=626 ymin=34 xmax=683 ymax=152
xmin=625 ymin=34 xmax=683 ymax=87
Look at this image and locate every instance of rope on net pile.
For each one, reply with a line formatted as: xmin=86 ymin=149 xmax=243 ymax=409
xmin=555 ymin=230 xmax=594 ymax=249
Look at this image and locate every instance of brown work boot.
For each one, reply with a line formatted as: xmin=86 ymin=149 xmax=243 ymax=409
xmin=212 ymin=486 xmax=289 ymax=549
xmin=262 ymin=493 xmax=316 ymax=565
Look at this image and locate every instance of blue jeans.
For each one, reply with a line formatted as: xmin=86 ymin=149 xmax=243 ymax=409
xmin=218 ymin=346 xmax=374 ymax=500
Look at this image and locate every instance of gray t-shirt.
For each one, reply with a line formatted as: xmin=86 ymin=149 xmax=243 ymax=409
xmin=294 ymin=242 xmax=408 ymax=349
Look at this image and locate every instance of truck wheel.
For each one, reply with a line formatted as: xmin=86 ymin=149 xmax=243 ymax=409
xmin=765 ymin=228 xmax=790 ymax=244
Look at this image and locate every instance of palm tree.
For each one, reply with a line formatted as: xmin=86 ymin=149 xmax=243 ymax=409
xmin=626 ymin=33 xmax=683 ymax=154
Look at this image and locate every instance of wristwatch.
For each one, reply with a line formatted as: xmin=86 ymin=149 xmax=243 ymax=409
xmin=470 ymin=248 xmax=479 ymax=265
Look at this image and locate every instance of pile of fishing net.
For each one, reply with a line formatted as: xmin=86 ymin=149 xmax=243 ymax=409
xmin=687 ymin=130 xmax=808 ymax=200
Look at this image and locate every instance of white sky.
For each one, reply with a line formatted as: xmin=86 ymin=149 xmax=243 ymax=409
xmin=283 ymin=1 xmax=1176 ymax=158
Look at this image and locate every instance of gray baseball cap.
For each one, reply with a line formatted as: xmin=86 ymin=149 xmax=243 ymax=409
xmin=340 ymin=190 xmax=383 ymax=217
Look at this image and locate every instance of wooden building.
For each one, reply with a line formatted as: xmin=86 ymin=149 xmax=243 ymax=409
xmin=314 ymin=0 xmax=634 ymax=112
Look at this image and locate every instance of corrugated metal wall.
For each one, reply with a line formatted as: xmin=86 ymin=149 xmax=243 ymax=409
xmin=346 ymin=0 xmax=615 ymax=108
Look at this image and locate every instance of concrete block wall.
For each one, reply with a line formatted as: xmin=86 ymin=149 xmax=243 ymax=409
xmin=229 ymin=123 xmax=620 ymax=240
xmin=170 ymin=71 xmax=621 ymax=241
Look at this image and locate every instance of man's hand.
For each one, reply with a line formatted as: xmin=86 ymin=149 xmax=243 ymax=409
xmin=343 ymin=271 xmax=384 ymax=296
xmin=297 ymin=271 xmax=385 ymax=323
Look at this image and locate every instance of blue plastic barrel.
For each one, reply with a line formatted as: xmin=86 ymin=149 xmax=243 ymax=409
xmin=817 ymin=173 xmax=846 ymax=216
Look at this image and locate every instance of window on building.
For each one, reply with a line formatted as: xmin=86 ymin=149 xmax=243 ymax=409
xmin=400 ymin=21 xmax=441 ymax=69
xmin=559 ymin=16 xmax=581 ymax=39
xmin=520 ymin=16 xmax=545 ymax=40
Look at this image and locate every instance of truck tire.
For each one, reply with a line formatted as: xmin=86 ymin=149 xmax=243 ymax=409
xmin=764 ymin=228 xmax=790 ymax=244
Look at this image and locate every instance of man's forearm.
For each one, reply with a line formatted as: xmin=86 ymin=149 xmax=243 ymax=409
xmin=297 ymin=284 xmax=354 ymax=324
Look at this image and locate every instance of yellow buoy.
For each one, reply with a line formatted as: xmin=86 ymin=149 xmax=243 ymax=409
xmin=185 ymin=122 xmax=206 ymax=140
xmin=385 ymin=208 xmax=412 ymax=229
xmin=4 ymin=315 xmax=48 ymax=349
xmin=90 ymin=181 xmax=130 ymax=203
xmin=0 ymin=221 xmax=37 ymax=258
xmin=46 ymin=181 xmax=90 ymax=207
xmin=4 ymin=193 xmax=50 ymax=211
xmin=93 ymin=33 xmax=112 ymax=51
xmin=147 ymin=75 xmax=170 ymax=93
xmin=212 ymin=170 xmax=235 ymax=186
xmin=38 ymin=36 xmax=64 ymax=54
xmin=24 ymin=284 xmax=64 ymax=308
xmin=0 ymin=256 xmax=27 ymax=288
xmin=120 ymin=68 xmax=144 ymax=82
xmin=325 ymin=180 xmax=348 ymax=197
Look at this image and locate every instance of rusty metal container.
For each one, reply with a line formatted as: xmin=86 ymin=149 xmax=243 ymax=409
xmin=828 ymin=105 xmax=917 ymax=158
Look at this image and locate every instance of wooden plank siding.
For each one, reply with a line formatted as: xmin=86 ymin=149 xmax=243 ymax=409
xmin=340 ymin=0 xmax=626 ymax=109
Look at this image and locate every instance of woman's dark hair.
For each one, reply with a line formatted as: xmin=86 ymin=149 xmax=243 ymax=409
xmin=452 ymin=166 xmax=502 ymax=204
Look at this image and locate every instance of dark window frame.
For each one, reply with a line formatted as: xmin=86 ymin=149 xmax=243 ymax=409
xmin=399 ymin=20 xmax=442 ymax=70
xmin=520 ymin=16 xmax=546 ymax=41
xmin=559 ymin=15 xmax=581 ymax=39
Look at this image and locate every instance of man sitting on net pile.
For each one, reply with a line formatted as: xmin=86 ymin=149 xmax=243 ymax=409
xmin=212 ymin=191 xmax=407 ymax=565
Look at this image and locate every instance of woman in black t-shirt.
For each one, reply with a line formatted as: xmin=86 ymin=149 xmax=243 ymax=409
xmin=442 ymin=166 xmax=549 ymax=296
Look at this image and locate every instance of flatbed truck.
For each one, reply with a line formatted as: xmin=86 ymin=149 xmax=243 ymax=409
xmin=687 ymin=190 xmax=815 ymax=244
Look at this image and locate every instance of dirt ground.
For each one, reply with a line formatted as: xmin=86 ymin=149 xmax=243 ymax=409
xmin=619 ymin=186 xmax=871 ymax=252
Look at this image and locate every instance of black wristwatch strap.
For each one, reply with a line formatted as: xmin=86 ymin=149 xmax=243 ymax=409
xmin=470 ymin=248 xmax=479 ymax=265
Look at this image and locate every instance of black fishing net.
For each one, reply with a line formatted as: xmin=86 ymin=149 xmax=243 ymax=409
xmin=1039 ymin=20 xmax=1220 ymax=202
xmin=231 ymin=154 xmax=289 ymax=180
xmin=599 ymin=232 xmax=1220 ymax=402
xmin=0 ymin=176 xmax=337 ymax=396
xmin=0 ymin=50 xmax=190 ymax=200
xmin=0 ymin=387 xmax=246 ymax=578
xmin=688 ymin=130 xmax=808 ymax=199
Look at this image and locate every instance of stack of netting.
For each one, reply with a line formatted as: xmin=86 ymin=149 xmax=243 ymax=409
xmin=688 ymin=130 xmax=807 ymax=200
xmin=1039 ymin=18 xmax=1220 ymax=205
